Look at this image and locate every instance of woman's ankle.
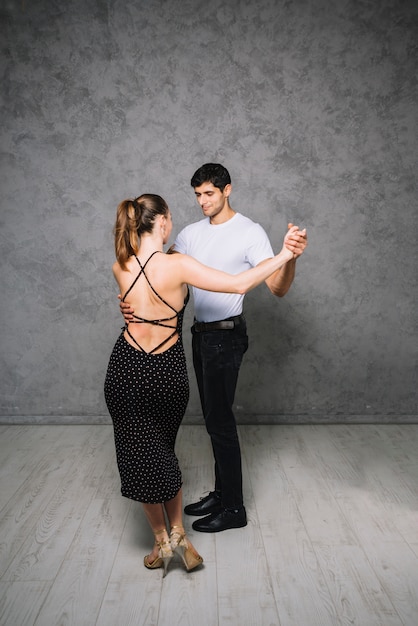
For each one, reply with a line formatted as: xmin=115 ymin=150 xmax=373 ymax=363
xmin=153 ymin=527 xmax=169 ymax=544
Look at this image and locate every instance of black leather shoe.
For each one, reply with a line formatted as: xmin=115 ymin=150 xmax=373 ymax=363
xmin=184 ymin=491 xmax=222 ymax=516
xmin=192 ymin=507 xmax=247 ymax=533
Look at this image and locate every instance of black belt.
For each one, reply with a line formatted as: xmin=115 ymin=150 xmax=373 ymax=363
xmin=193 ymin=315 xmax=244 ymax=333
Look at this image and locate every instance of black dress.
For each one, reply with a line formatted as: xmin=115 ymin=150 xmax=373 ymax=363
xmin=104 ymin=252 xmax=190 ymax=504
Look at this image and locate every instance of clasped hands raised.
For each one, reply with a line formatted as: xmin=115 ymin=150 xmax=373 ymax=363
xmin=283 ymin=223 xmax=308 ymax=259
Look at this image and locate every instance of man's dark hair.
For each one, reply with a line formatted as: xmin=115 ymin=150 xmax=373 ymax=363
xmin=191 ymin=163 xmax=231 ymax=191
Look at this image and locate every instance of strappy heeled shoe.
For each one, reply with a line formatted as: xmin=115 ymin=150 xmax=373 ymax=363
xmin=144 ymin=529 xmax=173 ymax=577
xmin=170 ymin=525 xmax=203 ymax=572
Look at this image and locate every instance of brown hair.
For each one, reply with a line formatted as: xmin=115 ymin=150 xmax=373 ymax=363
xmin=113 ymin=194 xmax=169 ymax=269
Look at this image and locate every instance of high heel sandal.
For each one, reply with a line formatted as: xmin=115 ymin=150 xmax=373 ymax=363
xmin=170 ymin=525 xmax=203 ymax=572
xmin=144 ymin=529 xmax=173 ymax=577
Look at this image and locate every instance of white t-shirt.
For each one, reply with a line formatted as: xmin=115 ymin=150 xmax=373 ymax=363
xmin=173 ymin=212 xmax=274 ymax=322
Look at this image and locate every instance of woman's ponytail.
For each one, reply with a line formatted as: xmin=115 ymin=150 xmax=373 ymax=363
xmin=113 ymin=194 xmax=169 ymax=269
xmin=113 ymin=199 xmax=141 ymax=269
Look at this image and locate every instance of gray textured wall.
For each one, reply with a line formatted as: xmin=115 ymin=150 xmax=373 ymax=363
xmin=1 ymin=0 xmax=417 ymax=423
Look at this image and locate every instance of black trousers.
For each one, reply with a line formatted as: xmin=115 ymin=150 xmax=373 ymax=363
xmin=192 ymin=318 xmax=248 ymax=510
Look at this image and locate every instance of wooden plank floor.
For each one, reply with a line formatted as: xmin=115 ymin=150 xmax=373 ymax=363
xmin=0 ymin=424 xmax=417 ymax=626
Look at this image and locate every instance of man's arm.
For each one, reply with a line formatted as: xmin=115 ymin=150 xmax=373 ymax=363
xmin=265 ymin=258 xmax=297 ymax=297
xmin=265 ymin=223 xmax=307 ymax=297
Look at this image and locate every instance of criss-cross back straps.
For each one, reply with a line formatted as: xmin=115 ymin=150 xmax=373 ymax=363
xmin=122 ymin=251 xmax=185 ymax=354
xmin=122 ymin=251 xmax=163 ymax=303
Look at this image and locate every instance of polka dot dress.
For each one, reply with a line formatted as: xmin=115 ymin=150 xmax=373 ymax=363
xmin=104 ymin=333 xmax=189 ymax=504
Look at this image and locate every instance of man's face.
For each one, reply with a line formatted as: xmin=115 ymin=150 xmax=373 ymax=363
xmin=194 ymin=182 xmax=231 ymax=220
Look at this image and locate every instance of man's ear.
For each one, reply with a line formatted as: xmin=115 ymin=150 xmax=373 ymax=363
xmin=224 ymin=183 xmax=232 ymax=198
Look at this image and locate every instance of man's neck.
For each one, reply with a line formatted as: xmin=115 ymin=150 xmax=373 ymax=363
xmin=209 ymin=205 xmax=236 ymax=225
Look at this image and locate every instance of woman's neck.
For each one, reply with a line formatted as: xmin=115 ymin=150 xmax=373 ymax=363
xmin=135 ymin=232 xmax=164 ymax=258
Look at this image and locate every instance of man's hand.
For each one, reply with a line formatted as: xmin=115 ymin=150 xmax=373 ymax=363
xmin=285 ymin=223 xmax=308 ymax=258
xmin=118 ymin=295 xmax=134 ymax=323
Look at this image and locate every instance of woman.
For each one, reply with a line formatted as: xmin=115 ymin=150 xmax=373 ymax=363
xmin=104 ymin=194 xmax=298 ymax=576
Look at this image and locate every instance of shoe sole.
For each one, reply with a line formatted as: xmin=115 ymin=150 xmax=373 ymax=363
xmin=192 ymin=520 xmax=247 ymax=533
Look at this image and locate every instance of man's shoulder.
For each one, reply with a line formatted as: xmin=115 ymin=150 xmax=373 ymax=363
xmin=234 ymin=212 xmax=257 ymax=226
xmin=234 ymin=212 xmax=266 ymax=234
xmin=174 ymin=217 xmax=209 ymax=252
xmin=178 ymin=217 xmax=209 ymax=235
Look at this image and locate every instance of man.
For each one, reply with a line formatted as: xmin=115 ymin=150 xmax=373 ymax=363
xmin=121 ymin=163 xmax=307 ymax=533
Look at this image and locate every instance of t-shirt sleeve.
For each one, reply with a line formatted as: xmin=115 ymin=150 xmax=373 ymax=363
xmin=246 ymin=223 xmax=274 ymax=266
xmin=172 ymin=227 xmax=188 ymax=254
